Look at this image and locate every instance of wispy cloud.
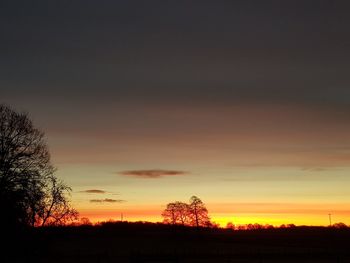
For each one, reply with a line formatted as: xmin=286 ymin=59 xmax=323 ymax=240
xmin=90 ymin=199 xmax=125 ymax=203
xmin=119 ymin=169 xmax=186 ymax=178
xmin=301 ymin=167 xmax=341 ymax=172
xmin=80 ymin=189 xmax=106 ymax=194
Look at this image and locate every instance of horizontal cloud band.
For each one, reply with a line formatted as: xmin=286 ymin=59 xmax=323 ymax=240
xmin=119 ymin=169 xmax=186 ymax=178
xmin=90 ymin=199 xmax=125 ymax=203
xmin=80 ymin=189 xmax=106 ymax=194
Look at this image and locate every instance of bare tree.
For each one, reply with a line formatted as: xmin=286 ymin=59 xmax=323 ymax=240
xmin=188 ymin=196 xmax=210 ymax=227
xmin=162 ymin=202 xmax=178 ymax=225
xmin=175 ymin=201 xmax=190 ymax=225
xmin=0 ymin=104 xmax=78 ymax=227
xmin=162 ymin=201 xmax=190 ymax=225
xmin=162 ymin=196 xmax=210 ymax=227
xmin=36 ymin=175 xmax=78 ymax=226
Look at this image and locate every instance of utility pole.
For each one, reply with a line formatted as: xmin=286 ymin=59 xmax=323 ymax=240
xmin=328 ymin=213 xmax=332 ymax=227
xmin=121 ymin=213 xmax=123 ymax=222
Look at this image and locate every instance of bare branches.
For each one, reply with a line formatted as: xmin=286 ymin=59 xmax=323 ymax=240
xmin=189 ymin=196 xmax=210 ymax=227
xmin=162 ymin=196 xmax=211 ymax=227
xmin=162 ymin=202 xmax=190 ymax=225
xmin=0 ymin=104 xmax=78 ymax=227
xmin=38 ymin=176 xmax=78 ymax=227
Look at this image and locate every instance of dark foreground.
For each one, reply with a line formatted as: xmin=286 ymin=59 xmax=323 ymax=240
xmin=5 ymin=222 xmax=350 ymax=263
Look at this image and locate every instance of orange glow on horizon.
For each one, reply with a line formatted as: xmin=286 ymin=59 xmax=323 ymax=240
xmin=79 ymin=213 xmax=342 ymax=227
xmin=77 ymin=201 xmax=350 ymax=227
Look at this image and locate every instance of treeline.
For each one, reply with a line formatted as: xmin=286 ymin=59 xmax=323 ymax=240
xmin=62 ymin=220 xmax=350 ymax=231
xmin=226 ymin=222 xmax=297 ymax=230
xmin=226 ymin=222 xmax=350 ymax=230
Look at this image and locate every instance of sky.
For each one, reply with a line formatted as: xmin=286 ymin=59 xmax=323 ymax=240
xmin=1 ymin=0 xmax=350 ymax=226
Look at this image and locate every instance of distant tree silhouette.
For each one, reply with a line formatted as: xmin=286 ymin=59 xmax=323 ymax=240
xmin=176 ymin=201 xmax=190 ymax=225
xmin=332 ymin=222 xmax=348 ymax=228
xmin=162 ymin=196 xmax=211 ymax=227
xmin=226 ymin=222 xmax=235 ymax=230
xmin=162 ymin=202 xmax=177 ymax=225
xmin=0 ymin=104 xmax=77 ymax=228
xmin=162 ymin=201 xmax=190 ymax=225
xmin=236 ymin=225 xmax=247 ymax=230
xmin=188 ymin=196 xmax=210 ymax=227
xmin=246 ymin=224 xmax=255 ymax=230
xmin=79 ymin=217 xmax=93 ymax=226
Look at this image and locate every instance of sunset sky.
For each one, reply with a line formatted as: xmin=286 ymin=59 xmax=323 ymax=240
xmin=1 ymin=1 xmax=350 ymax=226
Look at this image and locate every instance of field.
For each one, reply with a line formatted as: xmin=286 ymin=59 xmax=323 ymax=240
xmin=5 ymin=222 xmax=350 ymax=263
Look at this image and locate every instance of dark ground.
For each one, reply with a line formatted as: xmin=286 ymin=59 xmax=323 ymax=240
xmin=4 ymin=222 xmax=350 ymax=263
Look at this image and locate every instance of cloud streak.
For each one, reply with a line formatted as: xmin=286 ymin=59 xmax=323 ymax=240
xmin=80 ymin=189 xmax=106 ymax=194
xmin=119 ymin=169 xmax=186 ymax=178
xmin=90 ymin=199 xmax=125 ymax=203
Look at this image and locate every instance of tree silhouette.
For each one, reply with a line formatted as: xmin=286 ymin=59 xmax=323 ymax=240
xmin=162 ymin=201 xmax=190 ymax=225
xmin=0 ymin=104 xmax=77 ymax=227
xmin=332 ymin=222 xmax=348 ymax=229
xmin=162 ymin=202 xmax=178 ymax=225
xmin=162 ymin=196 xmax=210 ymax=227
xmin=226 ymin=222 xmax=235 ymax=230
xmin=189 ymin=196 xmax=210 ymax=227
xmin=35 ymin=175 xmax=78 ymax=226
